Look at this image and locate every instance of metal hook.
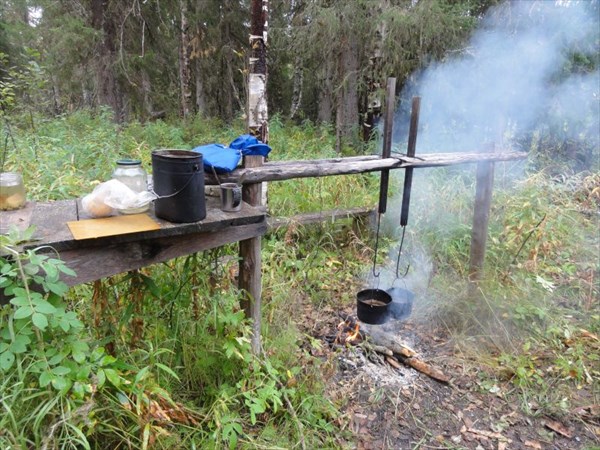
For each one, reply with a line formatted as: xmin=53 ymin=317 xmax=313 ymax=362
xmin=372 ymin=214 xmax=382 ymax=278
xmin=395 ymin=226 xmax=410 ymax=278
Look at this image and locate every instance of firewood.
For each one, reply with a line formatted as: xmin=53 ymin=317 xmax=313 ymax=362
xmin=396 ymin=355 xmax=450 ymax=384
xmin=363 ymin=325 xmax=417 ymax=358
xmin=372 ymin=345 xmax=393 ymax=356
xmin=385 ymin=355 xmax=403 ymax=369
xmin=361 ymin=325 xmax=450 ymax=383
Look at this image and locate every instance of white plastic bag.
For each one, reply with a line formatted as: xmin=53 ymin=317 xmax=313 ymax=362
xmin=81 ymin=179 xmax=156 ymax=218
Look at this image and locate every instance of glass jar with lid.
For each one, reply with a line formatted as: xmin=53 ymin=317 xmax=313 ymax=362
xmin=112 ymin=159 xmax=149 ymax=214
xmin=0 ymin=172 xmax=27 ymax=211
xmin=112 ymin=159 xmax=148 ymax=193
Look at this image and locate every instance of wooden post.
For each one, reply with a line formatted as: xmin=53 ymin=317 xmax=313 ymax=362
xmin=468 ymin=144 xmax=495 ymax=295
xmin=239 ymin=155 xmax=263 ymax=354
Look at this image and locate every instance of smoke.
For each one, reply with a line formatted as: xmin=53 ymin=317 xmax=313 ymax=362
xmin=394 ymin=0 xmax=599 ymax=152
xmin=370 ymin=1 xmax=599 ymax=324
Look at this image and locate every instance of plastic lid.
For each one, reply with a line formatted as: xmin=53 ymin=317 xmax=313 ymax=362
xmin=116 ymin=159 xmax=142 ymax=166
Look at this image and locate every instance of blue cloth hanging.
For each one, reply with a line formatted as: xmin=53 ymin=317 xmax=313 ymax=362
xmin=192 ymin=143 xmax=241 ymax=173
xmin=192 ymin=135 xmax=271 ymax=173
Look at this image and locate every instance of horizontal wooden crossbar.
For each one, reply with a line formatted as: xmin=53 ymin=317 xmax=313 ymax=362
xmin=205 ymin=151 xmax=527 ymax=185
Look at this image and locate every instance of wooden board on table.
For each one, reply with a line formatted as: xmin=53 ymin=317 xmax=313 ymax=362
xmin=67 ymin=214 xmax=160 ymax=240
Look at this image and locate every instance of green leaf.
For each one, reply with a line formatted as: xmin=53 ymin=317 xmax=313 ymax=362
xmin=47 ymin=282 xmax=68 ymax=297
xmin=9 ymin=335 xmax=30 ymax=354
xmin=51 ymin=376 xmax=68 ymax=391
xmin=58 ymin=264 xmax=76 ymax=277
xmin=97 ymin=369 xmax=106 ymax=387
xmin=0 ymin=342 xmax=8 ymax=353
xmin=39 ymin=371 xmax=54 ymax=387
xmin=134 ymin=366 xmax=151 ymax=384
xmin=155 ymin=363 xmax=180 ymax=381
xmin=0 ymin=350 xmax=15 ymax=370
xmin=52 ymin=365 xmax=71 ymax=376
xmin=9 ymin=297 xmax=30 ymax=307
xmin=76 ymin=364 xmax=91 ymax=380
xmin=14 ymin=305 xmax=34 ymax=319
xmin=103 ymin=368 xmax=121 ymax=387
xmin=100 ymin=355 xmax=117 ymax=367
xmin=31 ymin=299 xmax=57 ymax=314
xmin=59 ymin=318 xmax=71 ymax=332
xmin=48 ymin=352 xmax=66 ymax=366
xmin=32 ymin=312 xmax=48 ymax=330
xmin=44 ymin=263 xmax=59 ymax=281
xmin=72 ymin=351 xmax=86 ymax=363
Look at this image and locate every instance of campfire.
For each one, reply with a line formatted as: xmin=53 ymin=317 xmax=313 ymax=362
xmin=335 ymin=316 xmax=364 ymax=345
xmin=330 ymin=315 xmax=450 ymax=384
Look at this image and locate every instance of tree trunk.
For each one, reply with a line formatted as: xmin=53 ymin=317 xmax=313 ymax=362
xmin=179 ymin=0 xmax=193 ymax=118
xmin=90 ymin=0 xmax=124 ymax=122
xmin=289 ymin=55 xmax=303 ymax=120
xmin=318 ymin=69 xmax=333 ymax=124
xmin=248 ymin=0 xmax=268 ymax=144
xmin=335 ymin=32 xmax=359 ymax=153
xmin=195 ymin=56 xmax=207 ymax=115
xmin=362 ymin=0 xmax=387 ymax=141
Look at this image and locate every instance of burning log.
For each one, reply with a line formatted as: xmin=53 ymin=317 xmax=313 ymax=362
xmin=335 ymin=316 xmax=364 ymax=345
xmin=361 ymin=323 xmax=450 ymax=384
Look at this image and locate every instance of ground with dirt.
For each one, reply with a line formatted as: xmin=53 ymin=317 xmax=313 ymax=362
xmin=301 ymin=303 xmax=599 ymax=450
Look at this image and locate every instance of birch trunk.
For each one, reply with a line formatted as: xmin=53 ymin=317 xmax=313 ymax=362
xmin=248 ymin=0 xmax=269 ymax=144
xmin=179 ymin=0 xmax=193 ymax=118
xmin=335 ymin=32 xmax=359 ymax=153
xmin=289 ymin=55 xmax=303 ymax=120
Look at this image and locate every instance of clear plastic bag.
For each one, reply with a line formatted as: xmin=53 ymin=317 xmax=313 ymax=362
xmin=81 ymin=179 xmax=156 ymax=218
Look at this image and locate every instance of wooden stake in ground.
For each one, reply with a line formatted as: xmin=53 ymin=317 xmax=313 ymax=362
xmin=240 ymin=0 xmax=269 ymax=355
xmin=468 ymin=143 xmax=495 ymax=296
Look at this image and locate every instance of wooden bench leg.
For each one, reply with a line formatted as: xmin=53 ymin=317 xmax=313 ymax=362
xmin=239 ymin=236 xmax=262 ymax=354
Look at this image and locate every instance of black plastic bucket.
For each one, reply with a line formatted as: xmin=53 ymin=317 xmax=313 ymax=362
xmin=356 ymin=288 xmax=392 ymax=325
xmin=152 ymin=149 xmax=206 ymax=223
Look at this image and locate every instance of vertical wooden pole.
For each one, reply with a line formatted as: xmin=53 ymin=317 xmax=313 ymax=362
xmin=468 ymin=144 xmax=495 ymax=295
xmin=239 ymin=155 xmax=263 ymax=354
xmin=241 ymin=0 xmax=268 ymax=354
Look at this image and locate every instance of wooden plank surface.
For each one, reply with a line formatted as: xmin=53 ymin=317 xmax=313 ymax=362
xmin=57 ymin=221 xmax=267 ymax=286
xmin=1 ymin=195 xmax=266 ymax=252
xmin=0 ymin=201 xmax=36 ymax=234
xmin=204 ymin=151 xmax=528 ymax=185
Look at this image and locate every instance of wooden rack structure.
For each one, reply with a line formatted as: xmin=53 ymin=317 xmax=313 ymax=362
xmin=229 ymin=148 xmax=526 ymax=352
xmin=1 ymin=149 xmax=527 ymax=354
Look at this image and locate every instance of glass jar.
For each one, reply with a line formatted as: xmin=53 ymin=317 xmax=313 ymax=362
xmin=112 ymin=159 xmax=149 ymax=214
xmin=112 ymin=159 xmax=148 ymax=193
xmin=0 ymin=172 xmax=27 ymax=211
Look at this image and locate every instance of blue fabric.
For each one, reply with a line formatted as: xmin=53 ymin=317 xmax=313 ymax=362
xmin=192 ymin=143 xmax=241 ymax=173
xmin=193 ymin=135 xmax=271 ymax=173
xmin=229 ymin=134 xmax=272 ymax=157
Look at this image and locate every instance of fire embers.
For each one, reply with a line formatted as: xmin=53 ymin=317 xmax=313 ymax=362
xmin=335 ymin=316 xmax=364 ymax=345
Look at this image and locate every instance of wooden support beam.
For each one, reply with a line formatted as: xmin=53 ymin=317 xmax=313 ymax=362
xmin=468 ymin=154 xmax=495 ymax=294
xmin=51 ymin=222 xmax=266 ymax=286
xmin=204 ymin=151 xmax=527 ymax=185
xmin=267 ymin=207 xmax=375 ymax=231
xmin=239 ymin=155 xmax=264 ymax=354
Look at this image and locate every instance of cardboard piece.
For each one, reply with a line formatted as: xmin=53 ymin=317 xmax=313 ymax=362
xmin=67 ymin=214 xmax=160 ymax=240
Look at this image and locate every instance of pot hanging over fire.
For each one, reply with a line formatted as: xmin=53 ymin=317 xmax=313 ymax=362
xmin=356 ymin=288 xmax=392 ymax=325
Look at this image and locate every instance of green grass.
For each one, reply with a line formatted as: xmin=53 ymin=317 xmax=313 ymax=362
xmin=1 ymin=111 xmax=598 ymax=447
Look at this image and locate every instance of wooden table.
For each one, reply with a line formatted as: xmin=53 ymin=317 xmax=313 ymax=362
xmin=0 ymin=196 xmax=267 ymax=286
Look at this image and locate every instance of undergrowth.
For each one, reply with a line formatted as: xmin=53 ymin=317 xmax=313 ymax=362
xmin=1 ymin=111 xmax=598 ymax=447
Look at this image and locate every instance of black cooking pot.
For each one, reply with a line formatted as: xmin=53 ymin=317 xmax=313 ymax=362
xmin=386 ymin=287 xmax=414 ymax=321
xmin=356 ymin=288 xmax=392 ymax=325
